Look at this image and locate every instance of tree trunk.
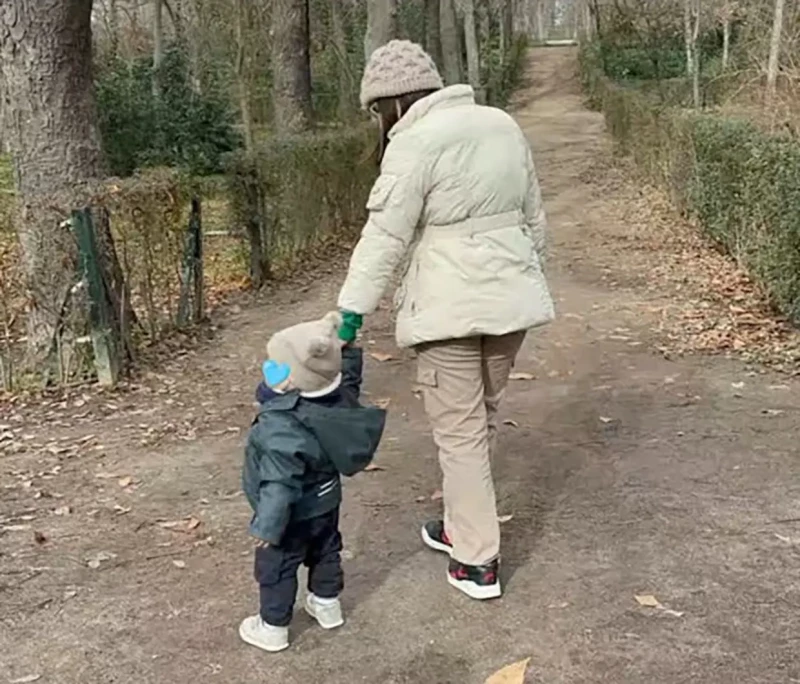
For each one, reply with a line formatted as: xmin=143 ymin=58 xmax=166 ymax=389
xmin=108 ymin=0 xmax=119 ymax=59
xmin=153 ymin=0 xmax=164 ymax=69
xmin=186 ymin=0 xmax=203 ymax=93
xmin=691 ymin=2 xmax=700 ymax=110
xmin=765 ymin=0 xmax=787 ymax=109
xmin=0 ymin=0 xmax=131 ymax=366
xmin=365 ymin=0 xmax=398 ymax=61
xmin=682 ymin=0 xmax=701 ymax=108
xmin=153 ymin=0 xmax=164 ymax=95
xmin=722 ymin=16 xmax=730 ymax=71
xmin=172 ymin=0 xmax=185 ymax=48
xmin=272 ymin=0 xmax=312 ymax=134
xmin=425 ymin=0 xmax=444 ymax=70
xmin=684 ymin=0 xmax=693 ymax=79
xmin=499 ymin=0 xmax=513 ymax=58
xmin=440 ymin=0 xmax=463 ymax=84
xmin=459 ymin=0 xmax=483 ymax=102
xmin=234 ymin=0 xmax=254 ymax=151
xmin=680 ymin=0 xmax=702 ymax=108
xmin=536 ymin=0 xmax=546 ymax=42
xmin=331 ymin=0 xmax=356 ymax=119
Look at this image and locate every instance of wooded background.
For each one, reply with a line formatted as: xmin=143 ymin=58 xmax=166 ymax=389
xmin=0 ymin=0 xmax=798 ymax=391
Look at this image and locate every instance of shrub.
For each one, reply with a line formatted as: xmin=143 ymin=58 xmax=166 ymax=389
xmin=581 ymin=51 xmax=800 ymax=323
xmin=96 ymin=48 xmax=240 ymax=177
xmin=226 ymin=126 xmax=376 ymax=283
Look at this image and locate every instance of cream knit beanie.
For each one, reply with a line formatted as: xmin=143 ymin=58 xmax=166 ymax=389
xmin=360 ymin=39 xmax=444 ymax=109
xmin=266 ymin=312 xmax=343 ymax=394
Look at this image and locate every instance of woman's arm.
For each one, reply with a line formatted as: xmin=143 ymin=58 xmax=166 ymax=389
xmin=522 ymin=146 xmax=548 ymax=264
xmin=338 ymin=139 xmax=427 ymax=317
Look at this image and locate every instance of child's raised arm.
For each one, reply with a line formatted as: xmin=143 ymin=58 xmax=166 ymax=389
xmin=340 ymin=345 xmax=365 ymax=403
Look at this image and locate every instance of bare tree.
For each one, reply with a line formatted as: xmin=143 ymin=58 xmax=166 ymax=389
xmin=499 ymin=0 xmax=514 ymax=57
xmin=153 ymin=0 xmax=164 ymax=70
xmin=684 ymin=0 xmax=701 ymax=108
xmin=440 ymin=0 xmax=463 ymax=83
xmin=365 ymin=0 xmax=398 ymax=61
xmin=272 ymin=0 xmax=312 ymax=133
xmin=234 ymin=0 xmax=254 ymax=150
xmin=765 ymin=0 xmax=787 ymax=108
xmin=458 ymin=0 xmax=484 ymax=102
xmin=331 ymin=0 xmax=357 ymax=118
xmin=0 ymin=0 xmax=130 ymax=364
xmin=718 ymin=1 xmax=733 ymax=70
xmin=108 ymin=0 xmax=120 ymax=58
xmin=425 ymin=0 xmax=444 ymax=69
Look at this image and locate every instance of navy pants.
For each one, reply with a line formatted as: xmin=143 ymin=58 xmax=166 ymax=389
xmin=255 ymin=507 xmax=343 ymax=627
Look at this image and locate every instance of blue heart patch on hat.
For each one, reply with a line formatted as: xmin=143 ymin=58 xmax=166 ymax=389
xmin=263 ymin=360 xmax=291 ymax=388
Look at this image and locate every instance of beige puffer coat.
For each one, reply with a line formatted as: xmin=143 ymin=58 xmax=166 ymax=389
xmin=338 ymin=85 xmax=555 ymax=348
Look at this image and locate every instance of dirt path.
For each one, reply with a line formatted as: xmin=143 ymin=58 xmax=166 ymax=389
xmin=3 ymin=48 xmax=800 ymax=684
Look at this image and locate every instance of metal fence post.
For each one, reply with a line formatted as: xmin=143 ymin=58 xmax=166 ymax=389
xmin=178 ymin=197 xmax=204 ymax=326
xmin=71 ymin=208 xmax=120 ymax=387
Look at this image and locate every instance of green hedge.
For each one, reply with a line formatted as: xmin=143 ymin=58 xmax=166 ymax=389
xmin=582 ymin=50 xmax=800 ymax=322
xmin=226 ymin=126 xmax=376 ymax=283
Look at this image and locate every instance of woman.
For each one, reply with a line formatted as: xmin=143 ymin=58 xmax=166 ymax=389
xmin=337 ymin=40 xmax=554 ymax=600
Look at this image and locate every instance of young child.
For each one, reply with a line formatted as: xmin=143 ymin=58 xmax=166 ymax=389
xmin=239 ymin=311 xmax=386 ymax=653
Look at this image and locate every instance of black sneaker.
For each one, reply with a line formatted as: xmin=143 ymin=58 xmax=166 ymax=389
xmin=447 ymin=558 xmax=501 ymax=600
xmin=421 ymin=520 xmax=453 ymax=556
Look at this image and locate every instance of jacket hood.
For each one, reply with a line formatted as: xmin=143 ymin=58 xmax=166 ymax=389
xmin=259 ymin=393 xmax=387 ymax=476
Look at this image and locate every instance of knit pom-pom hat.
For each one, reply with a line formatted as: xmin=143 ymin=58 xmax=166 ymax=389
xmin=360 ymin=39 xmax=444 ymax=109
xmin=265 ymin=312 xmax=343 ymax=394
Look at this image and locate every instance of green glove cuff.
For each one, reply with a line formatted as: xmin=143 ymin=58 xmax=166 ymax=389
xmin=338 ymin=310 xmax=363 ymax=343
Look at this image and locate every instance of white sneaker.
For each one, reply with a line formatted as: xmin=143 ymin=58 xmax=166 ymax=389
xmin=238 ymin=615 xmax=289 ymax=652
xmin=304 ymin=594 xmax=344 ymax=629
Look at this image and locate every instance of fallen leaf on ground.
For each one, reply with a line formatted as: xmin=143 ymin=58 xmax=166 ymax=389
xmin=775 ymin=533 xmax=799 ymax=544
xmin=113 ymin=505 xmax=131 ymax=515
xmin=117 ymin=476 xmax=134 ymax=488
xmin=370 ymin=352 xmax=394 ymax=363
xmin=54 ymin=506 xmax=72 ymax=516
xmin=498 ymin=514 xmax=514 ymax=524
xmin=762 ymin=409 xmax=785 ymax=417
xmin=599 ymin=416 xmax=614 ymax=424
xmin=86 ymin=551 xmax=117 ymax=569
xmin=662 ymin=608 xmax=685 ymax=618
xmin=485 ymin=657 xmax=530 ymax=684
xmin=172 ymin=560 xmax=187 ymax=569
xmin=431 ymin=489 xmax=443 ymax=501
xmin=509 ymin=372 xmax=535 ymax=381
xmin=10 ymin=675 xmax=42 ymax=684
xmin=502 ymin=419 xmax=520 ymax=428
xmin=373 ymin=398 xmax=392 ymax=409
xmin=415 ymin=495 xmax=426 ymax=503
xmin=364 ymin=464 xmax=386 ymax=472
xmin=157 ymin=520 xmax=185 ymax=530
xmin=635 ymin=594 xmax=661 ymax=608
xmin=186 ymin=517 xmax=202 ymax=530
